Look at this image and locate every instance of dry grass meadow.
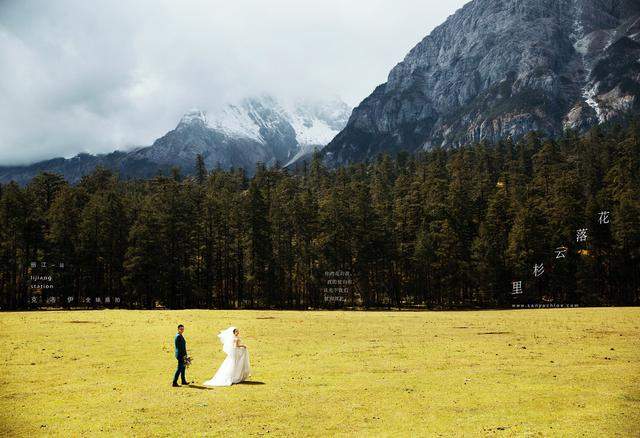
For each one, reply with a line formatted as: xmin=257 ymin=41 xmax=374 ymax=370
xmin=1 ymin=307 xmax=639 ymax=436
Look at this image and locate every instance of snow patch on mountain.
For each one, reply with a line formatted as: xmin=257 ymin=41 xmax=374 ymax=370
xmin=183 ymin=96 xmax=350 ymax=155
xmin=210 ymin=104 xmax=264 ymax=142
xmin=178 ymin=109 xmax=208 ymax=128
xmin=169 ymin=95 xmax=351 ymax=169
xmin=290 ymin=115 xmax=339 ymax=146
xmin=583 ymin=83 xmax=605 ymax=122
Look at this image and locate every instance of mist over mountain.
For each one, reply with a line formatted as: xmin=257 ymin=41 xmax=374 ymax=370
xmin=0 ymin=96 xmax=350 ymax=184
xmin=4 ymin=0 xmax=640 ymax=183
xmin=323 ymin=0 xmax=640 ymax=166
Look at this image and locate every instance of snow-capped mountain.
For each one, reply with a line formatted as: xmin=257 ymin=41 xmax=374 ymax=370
xmin=132 ymin=95 xmax=350 ymax=171
xmin=201 ymin=95 xmax=350 ymax=167
xmin=283 ymin=98 xmax=354 ymax=166
xmin=0 ymin=96 xmax=351 ymax=184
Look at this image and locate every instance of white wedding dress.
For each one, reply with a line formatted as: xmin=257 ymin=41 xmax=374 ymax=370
xmin=203 ymin=327 xmax=251 ymax=387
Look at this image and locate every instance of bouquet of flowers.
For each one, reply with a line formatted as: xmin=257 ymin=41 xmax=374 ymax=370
xmin=184 ymin=356 xmax=192 ymax=367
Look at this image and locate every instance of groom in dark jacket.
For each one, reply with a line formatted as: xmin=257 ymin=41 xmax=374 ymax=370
xmin=173 ymin=324 xmax=189 ymax=387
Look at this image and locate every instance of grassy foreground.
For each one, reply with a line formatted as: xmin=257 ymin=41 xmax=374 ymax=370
xmin=0 ymin=308 xmax=639 ymax=437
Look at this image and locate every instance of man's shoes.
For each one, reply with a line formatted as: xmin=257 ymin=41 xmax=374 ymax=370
xmin=181 ymin=382 xmax=189 ymax=385
xmin=172 ymin=383 xmax=180 ymax=387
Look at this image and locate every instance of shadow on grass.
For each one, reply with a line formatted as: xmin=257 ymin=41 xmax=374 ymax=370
xmin=187 ymin=381 xmax=265 ymax=390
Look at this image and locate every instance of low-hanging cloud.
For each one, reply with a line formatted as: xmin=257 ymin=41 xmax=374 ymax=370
xmin=0 ymin=0 xmax=468 ymax=165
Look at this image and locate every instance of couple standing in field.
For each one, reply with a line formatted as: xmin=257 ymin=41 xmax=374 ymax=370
xmin=172 ymin=324 xmax=251 ymax=387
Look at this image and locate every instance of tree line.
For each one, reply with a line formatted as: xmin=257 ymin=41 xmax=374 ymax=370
xmin=1 ymin=121 xmax=639 ymax=310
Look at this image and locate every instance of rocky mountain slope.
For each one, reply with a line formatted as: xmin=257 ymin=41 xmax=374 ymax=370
xmin=0 ymin=96 xmax=350 ymax=184
xmin=323 ymin=0 xmax=640 ymax=166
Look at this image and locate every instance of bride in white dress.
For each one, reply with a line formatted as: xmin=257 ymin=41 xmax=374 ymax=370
xmin=203 ymin=326 xmax=251 ymax=387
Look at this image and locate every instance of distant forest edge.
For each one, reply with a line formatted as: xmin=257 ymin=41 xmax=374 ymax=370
xmin=1 ymin=120 xmax=639 ymax=310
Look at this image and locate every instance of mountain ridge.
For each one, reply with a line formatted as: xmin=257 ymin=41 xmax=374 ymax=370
xmin=322 ymin=0 xmax=640 ymax=166
xmin=0 ymin=96 xmax=350 ymax=184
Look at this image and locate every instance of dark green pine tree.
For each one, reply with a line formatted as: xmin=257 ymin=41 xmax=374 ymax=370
xmin=245 ymin=168 xmax=273 ymax=307
xmin=506 ymin=201 xmax=551 ymax=302
xmin=123 ymin=195 xmax=163 ymax=308
xmin=350 ymin=163 xmax=382 ymax=307
xmin=472 ymin=183 xmax=512 ymax=305
xmin=78 ymin=188 xmax=128 ymax=305
xmin=605 ymin=122 xmax=640 ymax=304
xmin=156 ymin=175 xmax=196 ymax=308
xmin=269 ymin=176 xmax=298 ymax=308
xmin=47 ymin=186 xmax=81 ymax=306
xmin=0 ymin=182 xmax=35 ymax=308
xmin=316 ymin=167 xmax=354 ymax=306
xmin=290 ymin=185 xmax=320 ymax=308
xmin=195 ymin=154 xmax=208 ymax=185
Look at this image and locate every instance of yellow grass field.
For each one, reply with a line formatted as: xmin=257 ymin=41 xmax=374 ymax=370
xmin=1 ymin=308 xmax=639 ymax=437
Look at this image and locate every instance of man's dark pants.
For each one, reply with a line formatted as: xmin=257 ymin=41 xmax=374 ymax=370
xmin=173 ymin=356 xmax=187 ymax=384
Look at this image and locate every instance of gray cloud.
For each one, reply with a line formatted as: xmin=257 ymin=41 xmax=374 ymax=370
xmin=0 ymin=0 xmax=469 ymax=165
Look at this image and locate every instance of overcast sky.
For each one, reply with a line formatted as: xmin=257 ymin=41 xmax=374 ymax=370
xmin=0 ymin=0 xmax=469 ymax=165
